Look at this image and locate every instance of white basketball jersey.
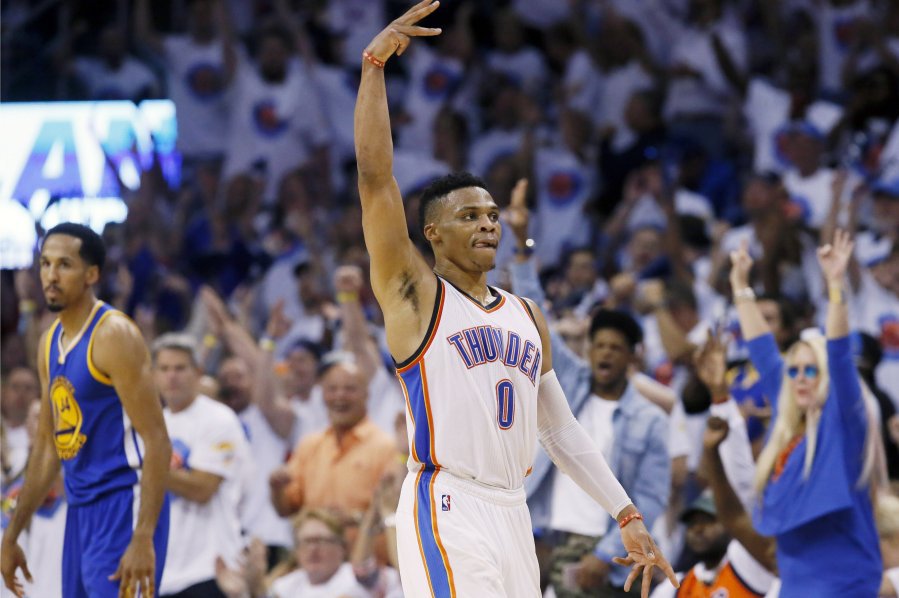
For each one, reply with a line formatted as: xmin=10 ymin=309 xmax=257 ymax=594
xmin=396 ymin=277 xmax=542 ymax=490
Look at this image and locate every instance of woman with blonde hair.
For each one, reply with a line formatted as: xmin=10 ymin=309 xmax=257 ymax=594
xmin=729 ymin=230 xmax=882 ymax=597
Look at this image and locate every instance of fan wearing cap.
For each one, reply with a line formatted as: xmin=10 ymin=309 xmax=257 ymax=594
xmin=650 ymin=494 xmax=768 ymax=598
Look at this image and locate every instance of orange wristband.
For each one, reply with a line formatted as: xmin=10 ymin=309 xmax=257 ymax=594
xmin=618 ymin=511 xmax=644 ymax=529
xmin=362 ymin=50 xmax=385 ymax=68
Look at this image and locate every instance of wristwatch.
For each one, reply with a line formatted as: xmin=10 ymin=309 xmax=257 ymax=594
xmin=514 ymin=238 xmax=535 ymax=256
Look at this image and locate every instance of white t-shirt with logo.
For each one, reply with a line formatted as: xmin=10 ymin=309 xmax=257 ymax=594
xmin=161 ymin=395 xmax=251 ymax=595
xmin=549 ymin=394 xmax=617 ymax=537
xmin=162 ymin=35 xmax=231 ymax=158
xmin=533 ymin=145 xmax=595 ymax=269
xmin=782 ymin=167 xmax=835 ymax=229
xmin=238 ymin=404 xmax=294 ymax=547
xmin=397 ymin=45 xmax=472 ymax=154
xmin=222 ymin=61 xmax=331 ymax=201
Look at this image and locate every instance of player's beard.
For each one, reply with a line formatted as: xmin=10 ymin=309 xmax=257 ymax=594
xmin=47 ymin=301 xmax=64 ymax=312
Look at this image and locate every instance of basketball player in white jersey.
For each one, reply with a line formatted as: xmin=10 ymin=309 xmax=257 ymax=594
xmin=354 ymin=3 xmax=679 ymax=597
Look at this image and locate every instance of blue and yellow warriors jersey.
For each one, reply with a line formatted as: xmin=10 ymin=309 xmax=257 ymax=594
xmin=46 ymin=302 xmax=142 ymax=505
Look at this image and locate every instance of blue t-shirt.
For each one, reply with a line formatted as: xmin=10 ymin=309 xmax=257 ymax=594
xmin=46 ymin=302 xmax=142 ymax=505
xmin=747 ymin=333 xmax=881 ymax=597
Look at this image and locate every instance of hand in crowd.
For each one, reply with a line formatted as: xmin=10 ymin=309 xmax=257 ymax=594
xmin=364 ymin=0 xmax=442 ymax=65
xmin=817 ymin=229 xmax=855 ymax=284
xmin=729 ymin=239 xmax=753 ymax=291
xmin=576 ymin=554 xmax=610 ymax=590
xmin=694 ymin=326 xmax=728 ymax=398
xmin=702 ymin=416 xmax=730 ymax=452
xmin=265 ymin=299 xmax=292 ymax=341
xmin=334 ymin=264 xmax=365 ymax=295
xmin=503 ymin=178 xmax=530 ymax=247
xmin=636 ymin=278 xmax=665 ymax=313
xmin=214 ymin=538 xmax=267 ymax=598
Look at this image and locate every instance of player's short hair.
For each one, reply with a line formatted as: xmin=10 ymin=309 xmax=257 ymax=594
xmin=589 ymin=309 xmax=643 ymax=352
xmin=43 ymin=223 xmax=106 ymax=273
xmin=418 ymin=172 xmax=489 ymax=234
xmin=151 ymin=333 xmax=201 ymax=368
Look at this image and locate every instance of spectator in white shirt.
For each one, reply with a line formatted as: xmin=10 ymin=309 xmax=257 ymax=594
xmin=152 ymin=333 xmax=251 ymax=598
xmin=61 ymin=24 xmax=160 ymax=102
xmin=486 ymin=7 xmax=549 ymax=97
xmin=781 ymin=123 xmax=836 ymax=230
xmin=0 ymin=367 xmax=38 ymax=481
xmin=134 ymin=0 xmax=238 ymax=164
xmin=222 ymin=24 xmax=331 ymax=204
xmin=663 ymin=0 xmax=746 ymax=157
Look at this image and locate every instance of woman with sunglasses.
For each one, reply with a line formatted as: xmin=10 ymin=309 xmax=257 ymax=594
xmin=729 ymin=230 xmax=882 ymax=598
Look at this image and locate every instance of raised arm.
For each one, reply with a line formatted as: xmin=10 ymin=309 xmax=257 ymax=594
xmin=2 ymin=331 xmax=61 ymax=597
xmin=201 ymin=287 xmax=296 ymax=440
xmin=354 ymin=2 xmax=441 ymax=320
xmin=702 ymin=417 xmax=778 ymax=573
xmin=818 ymin=229 xmax=854 ymax=341
xmin=818 ymin=231 xmax=869 ymax=448
xmin=92 ymin=314 xmax=172 ymax=598
xmin=333 ymin=265 xmax=382 ymax=384
xmin=729 ymin=240 xmax=769 ymax=341
xmin=695 ymin=331 xmax=756 ymax=510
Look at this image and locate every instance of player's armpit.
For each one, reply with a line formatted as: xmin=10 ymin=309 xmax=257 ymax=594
xmin=521 ymin=298 xmax=554 ymax=374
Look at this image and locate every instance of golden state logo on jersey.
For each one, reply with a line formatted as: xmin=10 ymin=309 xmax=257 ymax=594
xmin=50 ymin=376 xmax=86 ymax=460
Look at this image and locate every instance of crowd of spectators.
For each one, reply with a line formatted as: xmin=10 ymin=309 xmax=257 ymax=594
xmin=2 ymin=0 xmax=899 ymax=596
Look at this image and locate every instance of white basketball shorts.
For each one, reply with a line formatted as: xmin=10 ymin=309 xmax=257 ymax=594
xmin=395 ymin=468 xmax=540 ymax=598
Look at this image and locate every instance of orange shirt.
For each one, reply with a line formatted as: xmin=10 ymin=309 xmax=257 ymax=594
xmin=283 ymin=418 xmax=397 ymax=516
xmin=676 ymin=562 xmax=765 ymax=598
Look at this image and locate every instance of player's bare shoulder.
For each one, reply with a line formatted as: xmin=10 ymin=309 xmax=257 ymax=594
xmin=90 ymin=310 xmax=151 ymax=380
xmin=520 ymin=297 xmax=553 ymax=374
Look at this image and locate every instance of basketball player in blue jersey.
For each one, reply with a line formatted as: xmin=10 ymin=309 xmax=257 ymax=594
xmin=1 ymin=223 xmax=172 ymax=598
xmin=355 ymin=3 xmax=678 ymax=597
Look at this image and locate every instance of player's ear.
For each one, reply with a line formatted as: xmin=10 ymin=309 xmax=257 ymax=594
xmin=423 ymin=222 xmax=439 ymax=243
xmin=85 ymin=264 xmax=101 ymax=286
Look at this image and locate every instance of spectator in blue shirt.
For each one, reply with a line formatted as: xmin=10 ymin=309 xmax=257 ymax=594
xmin=729 ymin=230 xmax=884 ymax=598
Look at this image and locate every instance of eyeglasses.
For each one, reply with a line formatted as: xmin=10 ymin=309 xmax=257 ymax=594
xmin=786 ymin=365 xmax=819 ymax=379
xmin=297 ymin=535 xmax=342 ymax=548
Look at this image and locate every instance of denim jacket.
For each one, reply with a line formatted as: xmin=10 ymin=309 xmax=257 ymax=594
xmin=510 ymin=260 xmax=671 ymax=587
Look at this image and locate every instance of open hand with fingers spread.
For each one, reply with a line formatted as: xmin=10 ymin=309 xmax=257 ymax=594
xmin=612 ymin=507 xmax=679 ymax=597
xmin=363 ymin=0 xmax=442 ymax=66
xmin=817 ymin=229 xmax=855 ymax=284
